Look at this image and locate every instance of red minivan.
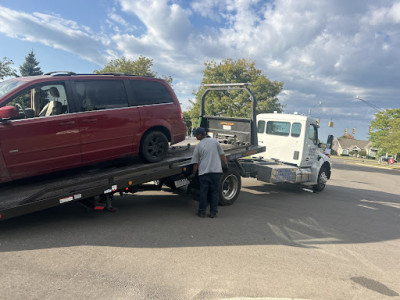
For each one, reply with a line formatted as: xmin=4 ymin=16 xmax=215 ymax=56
xmin=0 ymin=72 xmax=186 ymax=183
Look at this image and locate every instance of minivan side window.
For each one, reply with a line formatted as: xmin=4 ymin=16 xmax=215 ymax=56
xmin=127 ymin=80 xmax=173 ymax=106
xmin=75 ymin=80 xmax=128 ymax=112
xmin=5 ymin=83 xmax=69 ymax=119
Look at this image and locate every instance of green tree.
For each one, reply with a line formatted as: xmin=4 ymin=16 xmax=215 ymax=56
xmin=95 ymin=56 xmax=155 ymax=76
xmin=19 ymin=50 xmax=43 ymax=76
xmin=95 ymin=56 xmax=172 ymax=84
xmin=349 ymin=150 xmax=357 ymax=156
xmin=370 ymin=108 xmax=400 ymax=156
xmin=0 ymin=57 xmax=17 ymax=80
xmin=359 ymin=150 xmax=367 ymax=157
xmin=188 ymin=59 xmax=284 ymax=124
xmin=340 ymin=134 xmax=355 ymax=139
xmin=182 ymin=111 xmax=193 ymax=136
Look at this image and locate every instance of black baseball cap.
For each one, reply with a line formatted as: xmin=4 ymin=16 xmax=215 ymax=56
xmin=192 ymin=127 xmax=206 ymax=136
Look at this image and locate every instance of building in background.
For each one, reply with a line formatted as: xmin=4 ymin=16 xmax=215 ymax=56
xmin=333 ymin=138 xmax=378 ymax=158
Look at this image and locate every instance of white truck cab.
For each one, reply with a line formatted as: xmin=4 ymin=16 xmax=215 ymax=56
xmin=243 ymin=112 xmax=333 ymax=192
xmin=256 ymin=112 xmax=320 ymax=167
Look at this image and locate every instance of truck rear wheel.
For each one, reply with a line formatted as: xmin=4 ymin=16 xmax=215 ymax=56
xmin=219 ymin=169 xmax=241 ymax=205
xmin=313 ymin=166 xmax=328 ymax=192
xmin=140 ymin=130 xmax=169 ymax=163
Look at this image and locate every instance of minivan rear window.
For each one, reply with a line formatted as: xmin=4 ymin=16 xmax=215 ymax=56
xmin=128 ymin=80 xmax=173 ymax=106
xmin=75 ymin=80 xmax=128 ymax=111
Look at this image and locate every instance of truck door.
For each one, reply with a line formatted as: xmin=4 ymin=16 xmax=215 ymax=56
xmin=0 ymin=83 xmax=81 ymax=180
xmin=300 ymin=123 xmax=319 ymax=167
xmin=257 ymin=118 xmax=305 ymax=166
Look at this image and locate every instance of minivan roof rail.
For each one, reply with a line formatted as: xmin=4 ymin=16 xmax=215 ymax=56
xmin=99 ymin=72 xmax=131 ymax=76
xmin=44 ymin=71 xmax=155 ymax=77
xmin=99 ymin=72 xmax=154 ymax=77
xmin=44 ymin=71 xmax=77 ymax=76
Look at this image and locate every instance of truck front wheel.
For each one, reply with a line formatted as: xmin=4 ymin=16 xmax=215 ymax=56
xmin=312 ymin=166 xmax=328 ymax=192
xmin=219 ymin=169 xmax=241 ymax=205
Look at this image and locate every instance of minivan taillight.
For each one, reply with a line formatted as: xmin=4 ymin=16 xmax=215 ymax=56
xmin=178 ymin=104 xmax=183 ymax=120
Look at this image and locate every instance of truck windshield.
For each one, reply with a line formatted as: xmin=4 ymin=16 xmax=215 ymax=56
xmin=0 ymin=79 xmax=25 ymax=99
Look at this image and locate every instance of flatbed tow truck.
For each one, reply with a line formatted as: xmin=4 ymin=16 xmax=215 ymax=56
xmin=0 ymin=83 xmax=332 ymax=221
xmin=0 ymin=84 xmax=265 ymax=220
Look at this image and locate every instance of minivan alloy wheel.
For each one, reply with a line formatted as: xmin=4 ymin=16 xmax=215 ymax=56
xmin=141 ymin=130 xmax=169 ymax=163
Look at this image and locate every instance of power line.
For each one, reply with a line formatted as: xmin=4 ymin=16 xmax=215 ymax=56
xmin=355 ymin=96 xmax=383 ymax=112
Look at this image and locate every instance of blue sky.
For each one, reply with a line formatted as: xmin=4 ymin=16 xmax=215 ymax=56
xmin=1 ymin=0 xmax=399 ymax=141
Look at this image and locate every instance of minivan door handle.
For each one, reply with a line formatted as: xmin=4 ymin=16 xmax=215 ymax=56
xmin=82 ymin=118 xmax=97 ymax=123
xmin=58 ymin=121 xmax=75 ymax=126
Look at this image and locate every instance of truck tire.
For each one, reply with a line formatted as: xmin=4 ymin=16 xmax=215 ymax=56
xmin=312 ymin=166 xmax=328 ymax=192
xmin=219 ymin=169 xmax=241 ymax=205
xmin=140 ymin=130 xmax=169 ymax=163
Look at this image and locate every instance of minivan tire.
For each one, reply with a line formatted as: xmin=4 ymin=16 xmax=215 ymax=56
xmin=140 ymin=130 xmax=169 ymax=163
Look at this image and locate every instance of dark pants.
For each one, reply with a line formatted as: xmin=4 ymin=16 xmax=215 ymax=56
xmin=198 ymin=173 xmax=222 ymax=215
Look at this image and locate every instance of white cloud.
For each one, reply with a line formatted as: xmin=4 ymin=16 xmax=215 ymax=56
xmin=368 ymin=2 xmax=400 ymax=25
xmin=0 ymin=0 xmax=399 ymax=139
xmin=119 ymin=0 xmax=194 ymax=48
xmin=389 ymin=2 xmax=400 ymax=22
xmin=191 ymin=0 xmax=225 ymax=21
xmin=106 ymin=10 xmax=136 ymax=34
xmin=0 ymin=5 xmax=107 ymax=65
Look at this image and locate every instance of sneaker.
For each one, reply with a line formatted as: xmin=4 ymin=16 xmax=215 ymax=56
xmin=208 ymin=213 xmax=218 ymax=218
xmin=197 ymin=212 xmax=206 ymax=218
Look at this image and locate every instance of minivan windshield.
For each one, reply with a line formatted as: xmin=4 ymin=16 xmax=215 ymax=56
xmin=0 ymin=79 xmax=25 ymax=99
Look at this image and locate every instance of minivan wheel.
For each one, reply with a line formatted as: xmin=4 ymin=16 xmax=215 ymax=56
xmin=140 ymin=131 xmax=169 ymax=163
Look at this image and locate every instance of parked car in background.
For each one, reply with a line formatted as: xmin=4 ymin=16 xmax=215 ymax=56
xmin=380 ymin=156 xmax=397 ymax=163
xmin=0 ymin=72 xmax=186 ymax=183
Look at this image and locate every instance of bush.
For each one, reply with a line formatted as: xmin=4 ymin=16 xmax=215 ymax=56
xmin=359 ymin=150 xmax=367 ymax=157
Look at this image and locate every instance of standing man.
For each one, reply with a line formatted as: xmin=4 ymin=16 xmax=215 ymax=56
xmin=189 ymin=127 xmax=228 ymax=218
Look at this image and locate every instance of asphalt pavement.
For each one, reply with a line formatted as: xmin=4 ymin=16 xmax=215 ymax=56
xmin=0 ymin=161 xmax=399 ymax=299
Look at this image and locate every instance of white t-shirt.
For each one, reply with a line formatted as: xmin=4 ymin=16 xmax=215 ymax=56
xmin=191 ymin=137 xmax=224 ymax=175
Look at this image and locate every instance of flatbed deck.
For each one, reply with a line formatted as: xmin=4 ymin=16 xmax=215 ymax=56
xmin=0 ymin=139 xmax=262 ymax=220
xmin=0 ymin=83 xmax=266 ymax=221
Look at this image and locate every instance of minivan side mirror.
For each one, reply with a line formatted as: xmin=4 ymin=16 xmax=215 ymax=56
xmin=0 ymin=106 xmax=19 ymax=122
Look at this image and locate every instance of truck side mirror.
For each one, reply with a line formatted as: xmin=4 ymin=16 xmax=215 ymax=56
xmin=326 ymin=135 xmax=334 ymax=149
